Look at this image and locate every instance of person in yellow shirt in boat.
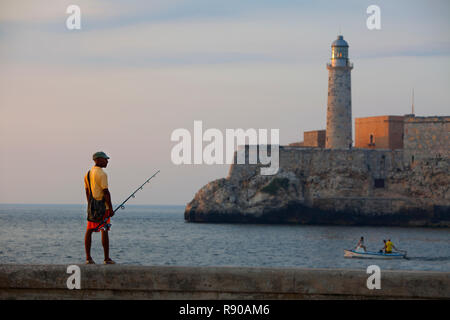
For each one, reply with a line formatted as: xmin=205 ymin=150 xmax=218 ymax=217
xmin=385 ymin=239 xmax=398 ymax=254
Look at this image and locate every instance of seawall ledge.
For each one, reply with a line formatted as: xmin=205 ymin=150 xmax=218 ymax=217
xmin=0 ymin=264 xmax=449 ymax=300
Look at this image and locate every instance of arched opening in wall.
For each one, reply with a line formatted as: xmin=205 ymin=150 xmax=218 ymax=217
xmin=369 ymin=134 xmax=375 ymax=147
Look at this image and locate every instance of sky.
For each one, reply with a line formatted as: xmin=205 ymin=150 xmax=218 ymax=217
xmin=0 ymin=0 xmax=449 ymax=205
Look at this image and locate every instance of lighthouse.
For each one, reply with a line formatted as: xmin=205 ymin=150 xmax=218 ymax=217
xmin=326 ymin=35 xmax=353 ymax=149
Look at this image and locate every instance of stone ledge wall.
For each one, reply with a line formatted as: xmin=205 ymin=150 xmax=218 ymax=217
xmin=1 ymin=265 xmax=449 ymax=300
xmin=404 ymin=116 xmax=450 ymax=160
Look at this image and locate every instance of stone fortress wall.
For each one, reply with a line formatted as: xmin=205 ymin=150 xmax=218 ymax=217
xmin=186 ymin=144 xmax=449 ymax=226
xmin=355 ymin=115 xmax=404 ymax=150
xmin=301 ymin=114 xmax=448 ymax=156
xmin=403 ymin=115 xmax=450 ymax=161
xmin=193 ymin=112 xmax=450 ymax=225
xmin=292 ymin=130 xmax=326 ymax=148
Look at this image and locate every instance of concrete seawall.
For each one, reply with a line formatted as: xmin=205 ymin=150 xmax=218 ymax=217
xmin=1 ymin=265 xmax=449 ymax=299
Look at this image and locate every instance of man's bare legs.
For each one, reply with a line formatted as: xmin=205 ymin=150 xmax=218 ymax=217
xmin=85 ymin=229 xmax=94 ymax=263
xmin=85 ymin=228 xmax=114 ymax=264
xmin=101 ymin=229 xmax=110 ymax=261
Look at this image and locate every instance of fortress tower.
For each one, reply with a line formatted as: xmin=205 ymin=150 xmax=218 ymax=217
xmin=326 ymin=35 xmax=353 ymax=149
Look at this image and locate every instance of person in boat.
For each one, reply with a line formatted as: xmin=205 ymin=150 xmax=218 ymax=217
xmin=380 ymin=239 xmax=387 ymax=253
xmin=84 ymin=151 xmax=115 ymax=265
xmin=385 ymin=239 xmax=398 ymax=254
xmin=355 ymin=237 xmax=367 ymax=252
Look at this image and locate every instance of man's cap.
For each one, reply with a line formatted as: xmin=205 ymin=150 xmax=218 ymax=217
xmin=92 ymin=151 xmax=110 ymax=160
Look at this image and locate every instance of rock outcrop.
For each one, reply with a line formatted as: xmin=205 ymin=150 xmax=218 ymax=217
xmin=185 ymin=147 xmax=450 ymax=227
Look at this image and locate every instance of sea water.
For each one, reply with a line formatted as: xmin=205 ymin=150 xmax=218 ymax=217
xmin=0 ymin=204 xmax=449 ymax=271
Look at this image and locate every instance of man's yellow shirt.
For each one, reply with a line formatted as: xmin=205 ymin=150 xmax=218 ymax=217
xmin=84 ymin=166 xmax=109 ymax=209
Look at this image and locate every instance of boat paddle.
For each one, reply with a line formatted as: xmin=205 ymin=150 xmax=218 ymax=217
xmin=94 ymin=170 xmax=160 ymax=232
xmin=398 ymin=249 xmax=409 ymax=259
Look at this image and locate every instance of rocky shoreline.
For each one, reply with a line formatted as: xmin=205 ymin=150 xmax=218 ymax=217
xmin=185 ymin=199 xmax=449 ymax=227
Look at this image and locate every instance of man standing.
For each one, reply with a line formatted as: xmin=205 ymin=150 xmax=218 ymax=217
xmin=84 ymin=151 xmax=115 ymax=264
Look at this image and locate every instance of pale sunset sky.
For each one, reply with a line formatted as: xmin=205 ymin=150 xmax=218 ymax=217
xmin=0 ymin=0 xmax=449 ymax=205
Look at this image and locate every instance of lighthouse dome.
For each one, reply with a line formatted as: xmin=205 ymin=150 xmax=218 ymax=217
xmin=330 ymin=35 xmax=350 ymax=66
xmin=332 ymin=35 xmax=349 ymax=47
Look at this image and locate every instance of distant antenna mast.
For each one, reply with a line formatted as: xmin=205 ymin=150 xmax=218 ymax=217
xmin=412 ymin=88 xmax=415 ymax=115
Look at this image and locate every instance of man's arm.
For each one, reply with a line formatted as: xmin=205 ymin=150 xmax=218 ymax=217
xmin=85 ymin=188 xmax=90 ymax=203
xmin=103 ymin=189 xmax=114 ymax=217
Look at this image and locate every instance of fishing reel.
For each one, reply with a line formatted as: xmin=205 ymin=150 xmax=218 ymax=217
xmin=100 ymin=223 xmax=112 ymax=231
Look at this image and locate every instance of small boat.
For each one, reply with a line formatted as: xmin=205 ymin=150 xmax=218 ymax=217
xmin=344 ymin=249 xmax=407 ymax=259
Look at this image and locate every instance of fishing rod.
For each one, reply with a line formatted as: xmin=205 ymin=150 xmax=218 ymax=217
xmin=94 ymin=170 xmax=160 ymax=232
